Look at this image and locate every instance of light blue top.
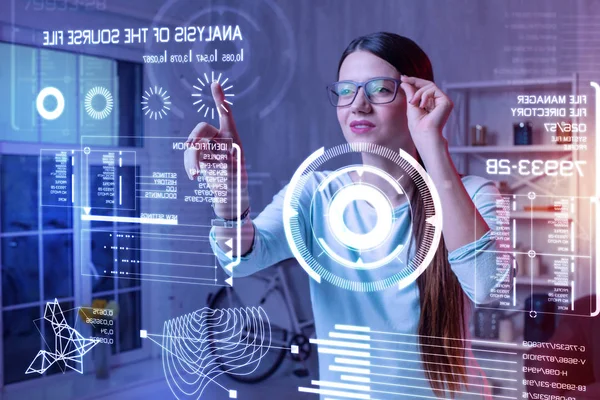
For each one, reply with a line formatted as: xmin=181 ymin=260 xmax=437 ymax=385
xmin=209 ymin=172 xmax=502 ymax=399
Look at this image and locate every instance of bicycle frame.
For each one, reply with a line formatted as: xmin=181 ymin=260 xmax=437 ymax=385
xmin=274 ymin=266 xmax=314 ymax=334
xmin=222 ymin=263 xmax=314 ymax=342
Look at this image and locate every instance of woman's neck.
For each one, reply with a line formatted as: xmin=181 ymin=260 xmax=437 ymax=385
xmin=348 ymin=149 xmax=418 ymax=208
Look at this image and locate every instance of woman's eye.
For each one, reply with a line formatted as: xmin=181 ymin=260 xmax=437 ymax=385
xmin=372 ymin=86 xmax=390 ymax=93
xmin=339 ymin=88 xmax=354 ymax=96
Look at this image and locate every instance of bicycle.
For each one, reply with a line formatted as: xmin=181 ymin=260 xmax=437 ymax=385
xmin=207 ymin=258 xmax=315 ymax=383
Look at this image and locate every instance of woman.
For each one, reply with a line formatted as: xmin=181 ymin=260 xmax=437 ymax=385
xmin=185 ymin=32 xmax=501 ymax=398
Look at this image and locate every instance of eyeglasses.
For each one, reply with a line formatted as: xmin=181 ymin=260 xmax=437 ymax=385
xmin=326 ymin=77 xmax=402 ymax=107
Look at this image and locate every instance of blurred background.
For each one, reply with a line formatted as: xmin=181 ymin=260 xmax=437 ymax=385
xmin=0 ymin=0 xmax=599 ymax=399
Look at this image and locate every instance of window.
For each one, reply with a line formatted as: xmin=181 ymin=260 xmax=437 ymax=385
xmin=89 ymin=165 xmax=142 ymax=356
xmin=0 ymin=41 xmax=144 ymax=386
xmin=1 ymin=154 xmax=76 ymax=385
xmin=0 ymin=42 xmax=143 ymax=146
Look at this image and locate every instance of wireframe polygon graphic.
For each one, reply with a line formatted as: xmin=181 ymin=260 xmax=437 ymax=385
xmin=160 ymin=306 xmax=271 ymax=399
xmin=25 ymin=299 xmax=100 ymax=375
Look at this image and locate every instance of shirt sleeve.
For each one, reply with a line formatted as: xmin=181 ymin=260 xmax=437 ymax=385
xmin=448 ymin=176 xmax=505 ymax=304
xmin=209 ymin=178 xmax=312 ymax=278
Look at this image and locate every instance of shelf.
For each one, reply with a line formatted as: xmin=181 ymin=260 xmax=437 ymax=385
xmin=443 ymin=76 xmax=575 ymax=90
xmin=448 ymin=145 xmax=571 ymax=154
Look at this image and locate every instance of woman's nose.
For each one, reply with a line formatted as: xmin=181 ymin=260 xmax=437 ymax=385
xmin=350 ymin=87 xmax=372 ymax=113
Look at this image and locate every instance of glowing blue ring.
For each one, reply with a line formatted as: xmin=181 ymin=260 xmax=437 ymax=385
xmin=328 ymin=183 xmax=393 ymax=251
xmin=36 ymin=87 xmax=65 ymax=120
xmin=283 ymin=142 xmax=443 ymax=292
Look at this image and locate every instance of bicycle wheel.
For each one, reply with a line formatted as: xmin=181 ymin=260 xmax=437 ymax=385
xmin=208 ymin=285 xmax=289 ymax=383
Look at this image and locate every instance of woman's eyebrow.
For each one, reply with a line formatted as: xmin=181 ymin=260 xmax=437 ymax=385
xmin=338 ymin=76 xmax=387 ymax=82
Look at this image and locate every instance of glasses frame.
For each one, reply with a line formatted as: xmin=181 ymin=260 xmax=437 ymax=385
xmin=326 ymin=77 xmax=403 ymax=107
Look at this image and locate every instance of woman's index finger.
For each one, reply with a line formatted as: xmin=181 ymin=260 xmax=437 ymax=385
xmin=400 ymin=75 xmax=433 ymax=88
xmin=210 ymin=82 xmax=236 ymax=136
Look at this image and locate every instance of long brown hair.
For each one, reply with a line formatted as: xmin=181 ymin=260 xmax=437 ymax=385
xmin=338 ymin=32 xmax=467 ymax=397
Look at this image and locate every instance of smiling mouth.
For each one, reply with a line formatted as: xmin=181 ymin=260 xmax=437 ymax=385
xmin=350 ymin=122 xmax=376 ymax=133
xmin=350 ymin=119 xmax=376 ymax=128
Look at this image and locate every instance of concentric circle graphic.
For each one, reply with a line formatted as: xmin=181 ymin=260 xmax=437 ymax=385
xmin=328 ymin=182 xmax=394 ymax=252
xmin=36 ymin=87 xmax=65 ymax=120
xmin=84 ymin=87 xmax=113 ymax=120
xmin=283 ymin=142 xmax=443 ymax=292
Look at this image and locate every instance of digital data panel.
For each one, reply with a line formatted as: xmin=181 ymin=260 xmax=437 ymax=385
xmin=40 ymin=137 xmax=242 ymax=287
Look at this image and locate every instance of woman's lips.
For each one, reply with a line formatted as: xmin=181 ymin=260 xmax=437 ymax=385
xmin=350 ymin=120 xmax=376 ymax=134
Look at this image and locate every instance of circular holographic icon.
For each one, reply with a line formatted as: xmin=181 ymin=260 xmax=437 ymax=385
xmin=142 ymin=86 xmax=171 ymax=120
xmin=36 ymin=87 xmax=65 ymax=120
xmin=192 ymin=71 xmax=234 ymax=120
xmin=283 ymin=142 xmax=443 ymax=292
xmin=84 ymin=86 xmax=113 ymax=120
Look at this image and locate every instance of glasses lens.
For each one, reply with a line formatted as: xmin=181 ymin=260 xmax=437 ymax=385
xmin=365 ymin=79 xmax=397 ymax=104
xmin=329 ymin=82 xmax=357 ymax=106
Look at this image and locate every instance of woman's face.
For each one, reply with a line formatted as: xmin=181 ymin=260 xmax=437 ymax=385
xmin=336 ymin=50 xmax=410 ymax=149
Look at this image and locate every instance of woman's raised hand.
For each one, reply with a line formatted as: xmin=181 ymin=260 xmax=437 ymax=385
xmin=400 ymin=75 xmax=453 ymax=149
xmin=183 ymin=82 xmax=249 ymax=219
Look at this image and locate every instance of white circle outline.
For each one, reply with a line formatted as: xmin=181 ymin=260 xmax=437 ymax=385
xmin=36 ymin=87 xmax=65 ymax=120
xmin=283 ymin=143 xmax=443 ymax=291
xmin=319 ymin=164 xmax=405 ymax=255
xmin=328 ymin=184 xmax=393 ymax=251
